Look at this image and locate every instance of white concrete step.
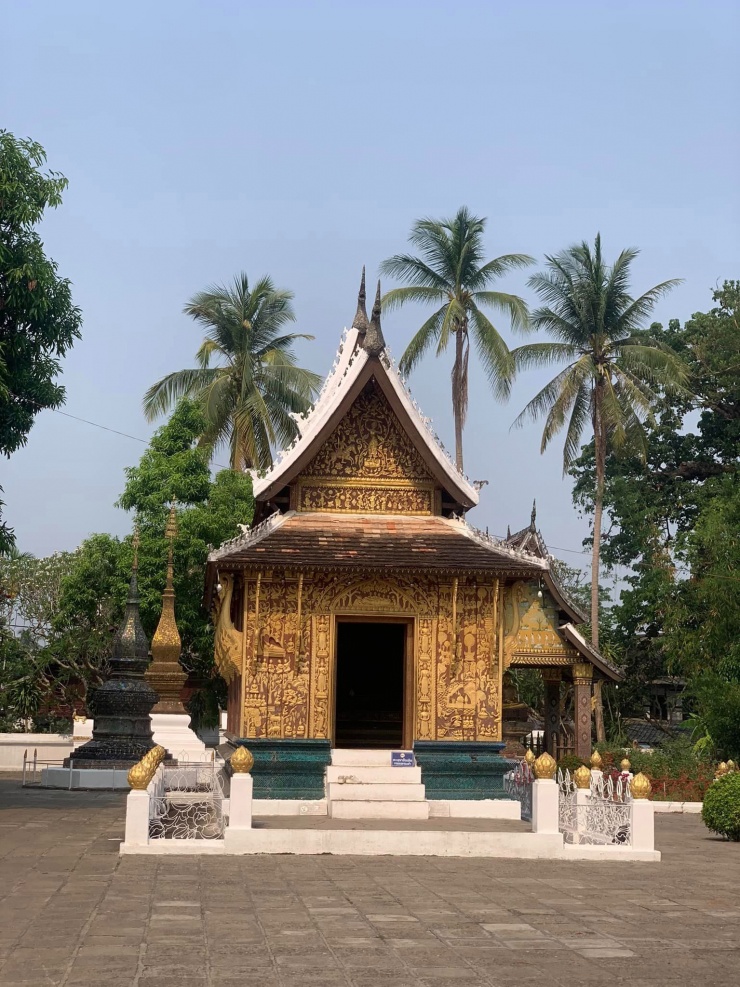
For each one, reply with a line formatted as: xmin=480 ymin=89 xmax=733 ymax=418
xmin=329 ymin=799 xmax=430 ymax=820
xmin=327 ymin=783 xmax=426 ymax=801
xmin=331 ymin=749 xmax=414 ymax=766
xmin=326 ymin=766 xmax=422 ymax=785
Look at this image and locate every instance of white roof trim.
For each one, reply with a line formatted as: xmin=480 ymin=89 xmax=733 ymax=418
xmin=251 ymin=328 xmax=367 ymax=498
xmin=207 ymin=510 xmax=292 ymax=563
xmin=252 ymin=329 xmax=479 ymax=506
xmin=450 ymin=516 xmax=548 ymax=567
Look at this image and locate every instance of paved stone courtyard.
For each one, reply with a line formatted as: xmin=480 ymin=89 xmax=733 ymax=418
xmin=0 ymin=777 xmax=738 ymax=987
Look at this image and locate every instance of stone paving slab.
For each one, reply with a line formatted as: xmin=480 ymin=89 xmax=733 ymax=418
xmin=1 ymin=775 xmax=739 ymax=986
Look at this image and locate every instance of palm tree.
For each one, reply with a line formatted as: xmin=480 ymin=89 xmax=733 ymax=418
xmin=511 ymin=234 xmax=686 ymax=670
xmin=380 ymin=207 xmax=533 ymax=472
xmin=144 ymin=274 xmax=322 ymax=471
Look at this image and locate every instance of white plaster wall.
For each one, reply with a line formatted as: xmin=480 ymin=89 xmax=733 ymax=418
xmin=0 ymin=733 xmax=73 ymax=771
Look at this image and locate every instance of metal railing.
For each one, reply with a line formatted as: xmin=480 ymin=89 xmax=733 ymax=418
xmin=503 ymin=760 xmax=534 ymax=821
xmin=148 ymin=759 xmax=226 ymax=841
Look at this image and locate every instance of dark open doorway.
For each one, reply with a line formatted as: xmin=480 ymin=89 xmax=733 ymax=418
xmin=335 ymin=620 xmax=406 ymax=748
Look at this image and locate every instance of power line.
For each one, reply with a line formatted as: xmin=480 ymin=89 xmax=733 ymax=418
xmin=11 ymin=395 xmax=232 ymax=472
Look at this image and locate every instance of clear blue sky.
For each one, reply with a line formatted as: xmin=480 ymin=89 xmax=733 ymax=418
xmin=2 ymin=0 xmax=738 ymax=576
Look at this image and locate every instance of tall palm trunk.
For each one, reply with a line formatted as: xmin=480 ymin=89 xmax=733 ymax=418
xmin=452 ymin=325 xmax=465 ymax=472
xmin=591 ymin=379 xmax=606 ymax=743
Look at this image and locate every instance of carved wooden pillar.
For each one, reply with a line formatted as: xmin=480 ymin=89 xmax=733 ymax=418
xmin=542 ymin=668 xmax=561 ymax=757
xmin=572 ymin=662 xmax=593 ymax=761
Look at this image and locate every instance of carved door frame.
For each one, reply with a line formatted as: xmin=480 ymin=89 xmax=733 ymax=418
xmin=331 ymin=614 xmax=415 ymax=750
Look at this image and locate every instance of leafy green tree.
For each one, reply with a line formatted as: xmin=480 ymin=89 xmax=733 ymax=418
xmin=381 ymin=206 xmax=532 ymax=471
xmin=512 ymin=234 xmax=686 ymax=657
xmin=0 ymin=131 xmax=82 ymax=552
xmin=569 ymin=282 xmax=739 ymax=745
xmin=143 ymin=273 xmax=321 ymax=470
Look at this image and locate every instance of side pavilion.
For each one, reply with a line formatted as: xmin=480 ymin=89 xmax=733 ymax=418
xmin=204 ymin=274 xmax=621 ymax=798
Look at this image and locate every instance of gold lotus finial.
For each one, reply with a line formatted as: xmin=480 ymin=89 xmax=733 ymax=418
xmin=524 ymin=748 xmax=536 ymax=766
xmin=620 ymin=757 xmax=631 ymax=772
xmin=574 ymin=764 xmax=591 ymax=789
xmin=534 ymin=752 xmax=557 ymax=780
xmin=631 ymin=772 xmax=651 ymax=799
xmin=727 ymin=760 xmax=736 ymax=772
xmin=230 ymin=746 xmax=254 ymax=774
xmin=590 ymin=750 xmax=603 ymax=769
xmin=715 ymin=761 xmax=728 ymax=778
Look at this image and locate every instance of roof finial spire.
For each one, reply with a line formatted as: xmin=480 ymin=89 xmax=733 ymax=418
xmin=352 ymin=266 xmax=370 ymax=333
xmin=362 ymin=280 xmax=385 ymax=356
xmin=530 ymin=499 xmax=537 ymax=531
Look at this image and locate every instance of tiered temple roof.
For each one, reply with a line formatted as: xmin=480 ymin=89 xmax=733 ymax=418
xmin=205 ymin=273 xmax=621 ymax=681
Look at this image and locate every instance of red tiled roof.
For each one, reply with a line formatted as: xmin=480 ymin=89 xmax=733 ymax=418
xmin=209 ymin=512 xmax=544 ymax=575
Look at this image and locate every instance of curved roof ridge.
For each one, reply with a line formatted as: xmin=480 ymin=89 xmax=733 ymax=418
xmin=380 ymin=344 xmax=477 ymax=496
xmin=449 ymin=515 xmax=547 ymax=567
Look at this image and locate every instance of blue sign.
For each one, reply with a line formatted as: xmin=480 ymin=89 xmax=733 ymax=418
xmin=391 ymin=751 xmax=415 ymax=767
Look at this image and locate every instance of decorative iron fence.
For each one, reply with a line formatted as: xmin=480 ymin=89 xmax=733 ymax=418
xmin=503 ymin=760 xmax=534 ymax=821
xmin=557 ymin=768 xmax=632 ymax=846
xmin=149 ymin=760 xmax=226 ymax=840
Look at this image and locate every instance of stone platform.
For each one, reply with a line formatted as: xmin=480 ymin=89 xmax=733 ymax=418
xmin=0 ymin=776 xmax=732 ymax=987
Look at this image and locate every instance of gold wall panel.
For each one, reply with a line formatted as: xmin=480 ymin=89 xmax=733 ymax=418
xmin=296 ymin=380 xmax=439 ymax=515
xmin=503 ymin=580 xmax=574 ymax=668
xmin=231 ymin=571 xmax=587 ymax=743
xmin=298 ymin=481 xmax=434 ymax=515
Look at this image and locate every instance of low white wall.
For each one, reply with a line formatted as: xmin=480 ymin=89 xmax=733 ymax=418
xmin=0 ymin=733 xmax=73 ymax=771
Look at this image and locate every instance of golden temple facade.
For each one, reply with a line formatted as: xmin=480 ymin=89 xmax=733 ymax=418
xmin=205 ymin=275 xmax=620 ymax=763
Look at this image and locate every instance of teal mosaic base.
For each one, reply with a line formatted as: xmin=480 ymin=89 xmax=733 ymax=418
xmin=413 ymin=741 xmax=516 ymax=800
xmin=231 ymin=739 xmax=331 ymax=799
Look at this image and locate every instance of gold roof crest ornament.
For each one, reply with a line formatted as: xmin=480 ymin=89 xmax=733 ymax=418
xmin=145 ymin=501 xmax=187 ymax=714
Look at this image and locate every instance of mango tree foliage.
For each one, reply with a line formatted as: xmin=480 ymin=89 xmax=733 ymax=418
xmin=0 ymin=131 xmax=82 ymax=552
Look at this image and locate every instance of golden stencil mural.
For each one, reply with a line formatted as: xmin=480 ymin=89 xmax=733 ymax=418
xmin=503 ymin=580 xmax=573 ymax=666
xmin=302 ymin=380 xmax=433 ymax=483
xmin=435 ymin=579 xmax=500 ymax=741
xmin=298 ymin=482 xmax=434 ymax=515
xmin=242 ymin=576 xmax=310 ymax=739
xmin=236 ymin=570 xmax=503 ymax=743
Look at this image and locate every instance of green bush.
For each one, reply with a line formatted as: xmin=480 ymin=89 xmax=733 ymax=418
xmin=702 ymin=772 xmax=740 ymax=841
xmin=557 ymin=754 xmax=587 ymax=773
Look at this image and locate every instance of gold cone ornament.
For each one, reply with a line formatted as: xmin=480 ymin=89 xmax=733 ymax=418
xmin=230 ymin=746 xmax=254 ymax=774
xmin=631 ymin=772 xmax=652 ymax=799
xmin=574 ymin=764 xmax=592 ymax=789
xmin=715 ymin=761 xmax=728 ymax=778
xmin=590 ymin=750 xmax=603 ymax=769
xmin=524 ymin=749 xmax=536 ymax=766
xmin=145 ymin=502 xmax=187 ymax=714
xmin=534 ymin=752 xmax=556 ymax=780
xmin=620 ymin=758 xmax=632 ymax=772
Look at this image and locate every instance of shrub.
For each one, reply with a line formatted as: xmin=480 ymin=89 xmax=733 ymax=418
xmin=702 ymin=772 xmax=740 ymax=841
xmin=557 ymin=754 xmax=586 ymax=773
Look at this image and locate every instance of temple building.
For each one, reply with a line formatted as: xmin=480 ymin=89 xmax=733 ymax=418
xmin=205 ymin=274 xmax=621 ymax=805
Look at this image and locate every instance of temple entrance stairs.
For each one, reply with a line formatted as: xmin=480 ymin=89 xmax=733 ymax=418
xmin=326 ymin=749 xmax=429 ymax=819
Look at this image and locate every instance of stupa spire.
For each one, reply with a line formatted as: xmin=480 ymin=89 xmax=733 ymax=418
xmin=362 ymin=280 xmax=386 ymax=356
xmin=145 ymin=501 xmax=187 ymax=715
xmin=71 ymin=518 xmax=158 ymax=765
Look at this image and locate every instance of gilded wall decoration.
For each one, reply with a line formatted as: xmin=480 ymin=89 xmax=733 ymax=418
xmin=241 ymin=576 xmax=310 ymax=739
xmin=298 ymin=482 xmax=434 ymax=515
xmin=435 ymin=580 xmax=500 ymax=741
xmin=297 ymin=381 xmax=438 ymax=515
xmin=503 ymin=580 xmax=573 ymax=667
xmin=235 ymin=570 xmax=504 ymax=744
xmin=302 ymin=381 xmax=434 ymax=484
xmin=212 ymin=573 xmax=243 ymax=684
